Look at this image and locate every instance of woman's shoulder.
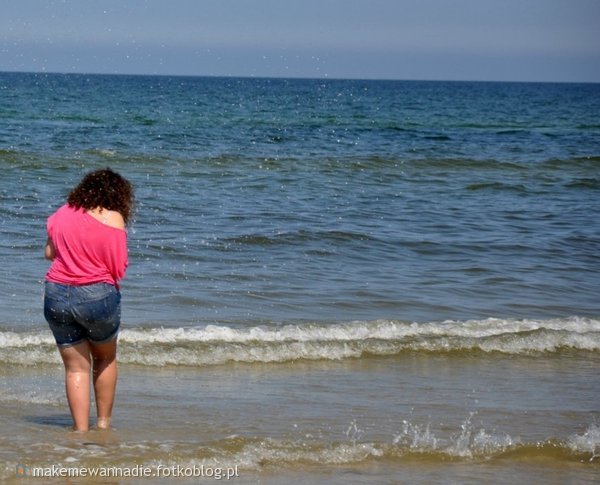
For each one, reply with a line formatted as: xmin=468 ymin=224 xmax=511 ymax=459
xmin=86 ymin=208 xmax=126 ymax=230
xmin=104 ymin=210 xmax=126 ymax=230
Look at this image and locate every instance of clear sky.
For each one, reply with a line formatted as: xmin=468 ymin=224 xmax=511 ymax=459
xmin=1 ymin=0 xmax=599 ymax=82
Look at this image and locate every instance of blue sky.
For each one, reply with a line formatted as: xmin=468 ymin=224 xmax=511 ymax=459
xmin=1 ymin=0 xmax=599 ymax=81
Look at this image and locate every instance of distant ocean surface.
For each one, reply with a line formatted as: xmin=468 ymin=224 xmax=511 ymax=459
xmin=1 ymin=73 xmax=599 ymax=483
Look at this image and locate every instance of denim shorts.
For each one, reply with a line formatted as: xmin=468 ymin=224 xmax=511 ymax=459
xmin=44 ymin=281 xmax=121 ymax=347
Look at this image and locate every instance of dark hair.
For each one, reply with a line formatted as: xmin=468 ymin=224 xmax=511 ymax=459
xmin=67 ymin=168 xmax=134 ymax=224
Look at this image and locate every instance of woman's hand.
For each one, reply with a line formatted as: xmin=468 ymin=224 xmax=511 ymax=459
xmin=45 ymin=238 xmax=56 ymax=261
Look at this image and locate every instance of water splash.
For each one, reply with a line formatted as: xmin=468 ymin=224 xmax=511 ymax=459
xmin=394 ymin=414 xmax=519 ymax=458
xmin=568 ymin=424 xmax=600 ymax=462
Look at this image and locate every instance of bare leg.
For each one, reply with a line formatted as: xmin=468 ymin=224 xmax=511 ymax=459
xmin=58 ymin=342 xmax=92 ymax=431
xmin=90 ymin=339 xmax=118 ymax=429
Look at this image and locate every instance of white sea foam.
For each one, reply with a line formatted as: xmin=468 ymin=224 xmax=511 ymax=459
xmin=1 ymin=317 xmax=598 ymax=367
xmin=116 ymin=317 xmax=600 ymax=344
xmin=116 ymin=316 xmax=600 ymax=365
xmin=568 ymin=424 xmax=600 ymax=461
xmin=393 ymin=414 xmax=519 ymax=458
xmin=0 ymin=330 xmax=54 ymax=348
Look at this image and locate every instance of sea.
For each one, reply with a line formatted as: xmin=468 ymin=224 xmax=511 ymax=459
xmin=0 ymin=72 xmax=599 ymax=483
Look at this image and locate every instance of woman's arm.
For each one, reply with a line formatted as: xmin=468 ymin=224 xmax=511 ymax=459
xmin=45 ymin=237 xmax=56 ymax=261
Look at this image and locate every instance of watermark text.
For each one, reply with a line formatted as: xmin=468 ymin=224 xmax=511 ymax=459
xmin=16 ymin=463 xmax=240 ymax=480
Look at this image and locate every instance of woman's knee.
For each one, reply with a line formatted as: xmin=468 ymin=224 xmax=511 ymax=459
xmin=90 ymin=340 xmax=117 ymax=366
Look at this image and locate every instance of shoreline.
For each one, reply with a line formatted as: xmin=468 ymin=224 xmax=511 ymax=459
xmin=2 ymin=353 xmax=598 ymax=482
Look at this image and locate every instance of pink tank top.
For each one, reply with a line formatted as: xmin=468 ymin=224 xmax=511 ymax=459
xmin=46 ymin=204 xmax=128 ymax=288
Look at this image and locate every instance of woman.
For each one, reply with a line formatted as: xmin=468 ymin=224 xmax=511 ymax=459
xmin=44 ymin=168 xmax=134 ymax=432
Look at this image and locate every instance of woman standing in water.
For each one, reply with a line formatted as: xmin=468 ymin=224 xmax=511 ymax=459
xmin=44 ymin=168 xmax=134 ymax=432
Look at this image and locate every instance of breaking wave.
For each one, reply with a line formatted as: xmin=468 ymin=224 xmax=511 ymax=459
xmin=2 ymin=420 xmax=598 ymax=481
xmin=1 ymin=317 xmax=598 ymax=367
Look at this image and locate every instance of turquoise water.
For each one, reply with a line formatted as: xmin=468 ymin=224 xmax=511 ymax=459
xmin=1 ymin=73 xmax=599 ymax=482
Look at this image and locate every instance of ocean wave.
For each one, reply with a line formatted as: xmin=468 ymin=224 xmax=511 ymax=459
xmin=196 ymin=428 xmax=599 ymax=467
xmin=465 ymin=181 xmax=529 ymax=193
xmin=405 ymin=158 xmax=527 ymax=171
xmin=221 ymin=229 xmax=379 ymax=247
xmin=3 ymin=421 xmax=597 ymax=479
xmin=1 ymin=317 xmax=598 ymax=367
xmin=565 ymin=178 xmax=600 ymax=190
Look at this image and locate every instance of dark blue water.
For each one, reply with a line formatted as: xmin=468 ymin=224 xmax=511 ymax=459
xmin=1 ymin=73 xmax=599 ymax=327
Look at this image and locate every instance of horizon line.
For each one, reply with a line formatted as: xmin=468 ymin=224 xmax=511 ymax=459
xmin=1 ymin=69 xmax=598 ymax=85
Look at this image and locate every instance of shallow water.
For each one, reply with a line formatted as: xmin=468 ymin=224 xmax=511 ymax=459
xmin=2 ymin=351 xmax=599 ymax=482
